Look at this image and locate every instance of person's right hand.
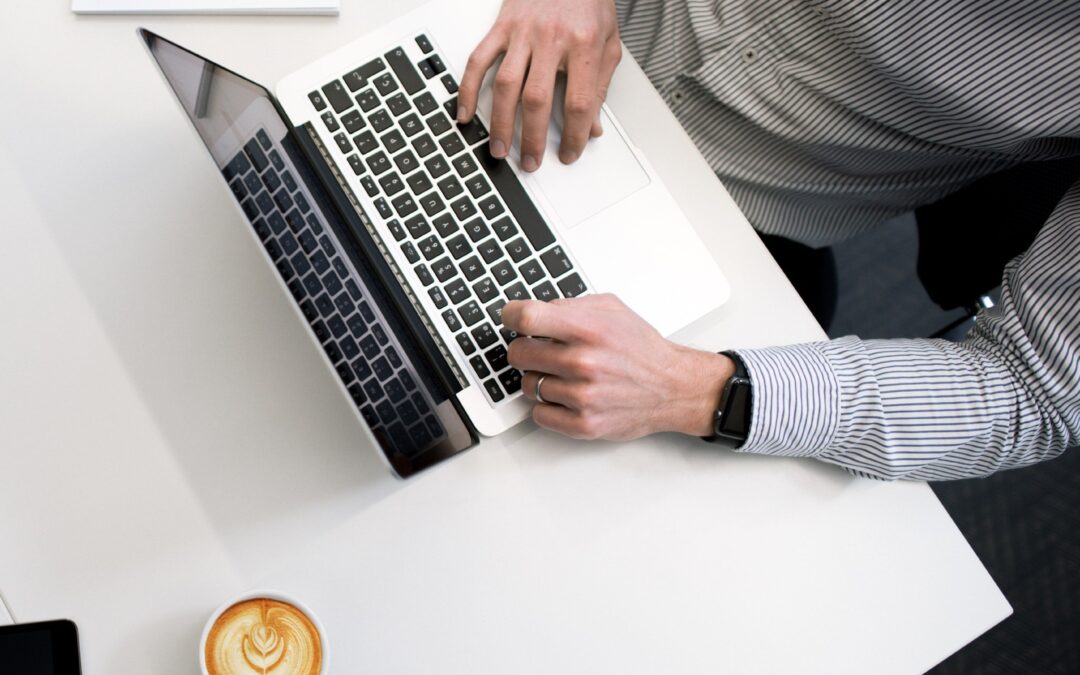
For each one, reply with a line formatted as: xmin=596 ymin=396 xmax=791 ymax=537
xmin=456 ymin=0 xmax=621 ymax=173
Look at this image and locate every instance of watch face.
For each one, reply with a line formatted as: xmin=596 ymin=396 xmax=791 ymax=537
xmin=725 ymin=379 xmax=751 ymax=437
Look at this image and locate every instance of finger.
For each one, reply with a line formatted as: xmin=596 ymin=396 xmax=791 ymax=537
xmin=508 ymin=337 xmax=572 ymax=377
xmin=488 ymin=40 xmax=531 ymax=159
xmin=559 ymin=44 xmax=603 ymax=164
xmin=589 ymin=39 xmax=621 ymax=138
xmin=518 ymin=48 xmax=560 ymax=172
xmin=520 ymin=371 xmax=576 ymax=407
xmin=503 ymin=300 xmax=587 ymax=343
xmin=458 ymin=29 xmax=508 ymax=124
xmin=532 ymin=403 xmax=592 ymax=439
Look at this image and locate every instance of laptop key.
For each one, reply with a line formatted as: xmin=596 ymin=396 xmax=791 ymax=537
xmin=328 ymin=315 xmax=348 ymax=338
xmin=456 ymin=332 xmax=477 ymax=355
xmin=442 ymin=308 xmax=462 ymax=332
xmin=385 ymin=46 xmax=426 ymax=95
xmin=505 ymin=237 xmax=530 ymax=262
xmin=483 ymin=378 xmax=505 ymax=402
xmin=379 ymin=172 xmax=405 ymax=196
xmin=344 ymin=67 xmax=367 ymax=92
xmin=473 ymin=277 xmax=499 ymax=303
xmin=392 ymin=193 xmax=419 ymax=217
xmin=414 ymin=91 xmax=438 ymax=115
xmin=459 ymin=255 xmax=484 ymax=281
xmin=459 ymin=117 xmax=488 ymax=146
xmin=409 ymin=173 xmax=434 ymax=196
xmin=374 ymin=197 xmax=393 ymax=218
xmin=360 ymin=175 xmax=379 ymax=197
xmin=332 ymin=256 xmax=348 ymax=279
xmin=487 ymin=299 xmax=507 ymax=325
xmin=472 ymin=323 xmax=497 ymax=349
xmin=445 ymin=278 xmax=469 ymax=304
xmin=397 ymin=399 xmax=420 ymax=426
xmin=225 ymin=151 xmax=252 ymax=181
xmin=280 ymin=231 xmax=299 ymax=256
xmin=415 ymin=34 xmax=433 ymax=54
xmin=465 ymin=174 xmax=491 ymax=198
xmin=371 ymin=355 xmax=393 ymax=381
xmin=374 ymin=72 xmax=399 ymax=96
xmin=471 ymin=356 xmax=491 ymax=379
xmin=347 ymin=313 xmax=368 ymax=337
xmin=324 ymin=272 xmax=343 ymax=297
xmin=540 ymin=246 xmax=573 ymax=277
xmin=425 ymin=155 xmax=450 ymax=178
xmin=312 ymin=318 xmax=330 ymax=342
xmin=335 ymin=293 xmax=356 ymax=317
xmin=428 ymin=286 xmax=448 ymax=309
xmin=519 ymin=258 xmax=544 ymax=285
xmin=267 ymin=212 xmax=287 ymax=234
xmin=243 ymin=171 xmax=261 ymax=195
xmin=438 ymin=176 xmax=464 ymax=200
xmin=386 ymin=93 xmax=410 ymax=117
xmin=356 ymin=89 xmax=379 ymax=112
xmin=453 ymin=153 xmax=479 ymax=177
xmin=360 ymin=334 xmax=380 ymax=359
xmin=322 ymin=80 xmax=353 ymax=114
xmin=321 ymin=111 xmax=340 ymax=132
xmin=369 ymin=153 xmax=391 ymax=176
xmin=324 ymin=339 xmax=343 ymax=363
xmin=401 ymin=242 xmax=420 ymax=263
xmin=276 ymin=257 xmax=295 ymax=282
xmin=283 ymin=171 xmax=299 ymax=194
xmin=255 ymin=192 xmax=275 ymax=216
xmin=491 ymin=260 xmax=517 ymax=286
xmin=370 ymin=109 xmax=392 ymax=133
xmin=500 ymin=326 xmax=520 ymax=343
xmin=253 ymin=217 xmax=271 ymax=241
xmin=404 ymin=214 xmax=430 ymax=238
xmin=464 ymin=218 xmax=491 ymax=242
xmin=342 ymin=110 xmax=365 ymax=134
xmin=499 ymin=368 xmax=523 ymax=394
xmin=332 ymin=133 xmax=352 ymax=154
xmin=299 ymin=230 xmax=319 ymax=255
xmin=475 ymin=239 xmax=503 ymax=265
xmin=400 ymin=114 xmax=423 ymax=137
xmin=244 ymin=138 xmax=269 ymax=171
xmin=534 ymin=279 xmax=558 ymax=305
xmin=440 ymin=133 xmax=465 ymax=157
xmin=443 ymin=96 xmax=458 ymax=119
xmin=505 ymin=282 xmax=529 ymax=302
xmin=311 ymin=251 xmax=330 ymax=276
xmin=336 ymin=362 xmax=356 ymax=385
xmin=415 ymin=263 xmax=434 ymax=286
xmin=558 ymin=273 xmax=587 ymax=298
xmin=394 ymin=150 xmax=420 ymax=174
xmin=441 ymin=73 xmax=459 ymax=94
xmin=358 ymin=58 xmax=386 ymax=79
xmin=427 ymin=112 xmax=453 ymax=137
xmin=433 ymin=213 xmax=458 ymax=237
xmin=412 ymin=134 xmax=437 ymax=158
xmin=432 ymin=257 xmax=456 ymax=282
xmin=347 ymin=154 xmax=365 ymax=176
xmin=418 ymin=234 xmax=444 ymax=260
xmin=450 ymin=197 xmax=477 ymax=221
xmin=345 ymin=279 xmax=362 ymax=301
xmin=485 ymin=344 xmax=509 ymax=372
xmin=446 ymin=233 xmax=472 ymax=260
xmin=363 ymin=378 xmax=384 ymax=403
xmin=385 ymin=377 xmax=407 ymax=403
xmin=386 ymin=346 xmax=402 ymax=369
xmin=308 ymin=90 xmax=328 ymax=111
xmin=354 ymin=130 xmax=378 ymax=155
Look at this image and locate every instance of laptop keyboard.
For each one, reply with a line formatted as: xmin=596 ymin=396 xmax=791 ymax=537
xmin=224 ymin=128 xmax=446 ymax=458
xmin=308 ymin=34 xmax=590 ymax=405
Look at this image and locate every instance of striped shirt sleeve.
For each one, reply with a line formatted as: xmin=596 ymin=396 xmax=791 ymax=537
xmin=733 ymin=180 xmax=1080 ymax=480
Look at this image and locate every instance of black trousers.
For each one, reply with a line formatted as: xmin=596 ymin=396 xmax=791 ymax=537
xmin=759 ymin=233 xmax=837 ymax=333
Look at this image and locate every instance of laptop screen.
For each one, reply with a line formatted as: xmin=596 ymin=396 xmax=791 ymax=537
xmin=140 ymin=30 xmax=475 ymax=477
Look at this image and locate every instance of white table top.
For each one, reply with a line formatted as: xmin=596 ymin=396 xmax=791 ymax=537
xmin=0 ymin=2 xmax=1009 ymax=673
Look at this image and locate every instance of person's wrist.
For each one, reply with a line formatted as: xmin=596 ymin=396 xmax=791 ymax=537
xmin=662 ymin=348 xmax=736 ymax=437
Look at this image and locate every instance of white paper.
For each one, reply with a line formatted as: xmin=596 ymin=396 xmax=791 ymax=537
xmin=72 ymin=0 xmax=339 ymax=14
xmin=0 ymin=591 xmax=13 ymax=625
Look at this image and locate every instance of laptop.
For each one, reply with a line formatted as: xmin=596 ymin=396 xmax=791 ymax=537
xmin=139 ymin=0 xmax=730 ymax=478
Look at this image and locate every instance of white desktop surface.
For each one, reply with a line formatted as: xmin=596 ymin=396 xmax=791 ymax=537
xmin=0 ymin=2 xmax=1009 ymax=673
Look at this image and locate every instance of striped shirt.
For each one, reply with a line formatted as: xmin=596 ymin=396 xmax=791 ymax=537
xmin=615 ymin=0 xmax=1080 ymax=479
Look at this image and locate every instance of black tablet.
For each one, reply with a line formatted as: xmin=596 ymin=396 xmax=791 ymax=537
xmin=0 ymin=620 xmax=82 ymax=674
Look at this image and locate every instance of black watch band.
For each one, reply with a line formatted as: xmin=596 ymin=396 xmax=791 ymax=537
xmin=703 ymin=351 xmax=752 ymax=448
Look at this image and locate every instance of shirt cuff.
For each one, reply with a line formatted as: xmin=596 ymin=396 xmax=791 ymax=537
xmin=732 ymin=339 xmax=848 ymax=457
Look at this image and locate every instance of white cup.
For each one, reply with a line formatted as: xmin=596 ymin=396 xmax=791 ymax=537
xmin=199 ymin=589 xmax=330 ymax=675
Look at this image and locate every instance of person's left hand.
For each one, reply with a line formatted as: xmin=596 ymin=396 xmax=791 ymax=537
xmin=503 ymin=294 xmax=735 ymax=441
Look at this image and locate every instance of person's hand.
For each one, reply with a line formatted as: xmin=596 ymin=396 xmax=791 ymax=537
xmin=457 ymin=0 xmax=621 ymax=172
xmin=503 ymin=294 xmax=736 ymax=441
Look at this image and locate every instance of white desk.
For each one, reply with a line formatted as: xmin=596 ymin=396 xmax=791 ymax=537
xmin=0 ymin=2 xmax=1010 ymax=673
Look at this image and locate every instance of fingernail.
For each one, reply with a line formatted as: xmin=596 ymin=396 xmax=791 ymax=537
xmin=521 ymin=154 xmax=539 ymax=172
xmin=491 ymin=139 xmax=507 ymax=158
xmin=560 ymin=150 xmax=579 ymax=164
xmin=456 ymin=106 xmax=467 ymax=123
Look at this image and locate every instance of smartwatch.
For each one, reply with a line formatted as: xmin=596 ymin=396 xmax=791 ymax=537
xmin=704 ymin=351 xmax=752 ymax=448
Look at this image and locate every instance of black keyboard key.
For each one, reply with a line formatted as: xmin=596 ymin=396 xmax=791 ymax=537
xmin=425 ymin=155 xmax=451 ymax=178
xmin=412 ymin=134 xmax=437 ymax=158
xmin=487 ymin=299 xmax=507 ymax=325
xmin=385 ymin=46 xmax=426 ymax=95
xmin=450 ymin=197 xmax=477 ymax=221
xmin=433 ymin=213 xmax=458 ymax=237
xmin=483 ymin=378 xmax=505 ymax=402
xmin=415 ymin=263 xmax=434 ymax=286
xmin=464 ymin=218 xmax=491 ymax=242
xmin=354 ymin=130 xmax=378 ymax=155
xmin=500 ymin=326 xmax=520 ymax=343
xmin=464 ymin=174 xmax=491 ymax=198
xmin=440 ymin=133 xmax=465 ymax=157
xmin=505 ymin=282 xmax=529 ymax=301
xmin=499 ymin=368 xmax=523 ymax=394
xmin=378 ymin=401 xmax=397 ymax=427
xmin=428 ymin=286 xmax=448 ymax=309
xmin=432 ymin=257 xmax=456 ymax=282
xmin=313 ymin=318 xmax=330 ymax=342
xmin=420 ymin=54 xmax=445 ymax=77
xmin=342 ymin=110 xmax=365 ymax=134
xmin=418 ymin=234 xmax=444 ymax=260
xmin=409 ymin=172 xmax=434 ymax=195
xmin=445 ymin=278 xmax=469 ymax=305
xmin=456 ymin=332 xmax=477 ymax=355
xmin=478 ymin=195 xmax=505 ymax=220
xmin=280 ymin=231 xmax=299 ymax=256
xmin=285 ymin=209 xmax=305 ymax=233
xmin=540 ymin=246 xmax=573 ymax=278
xmin=359 ymin=301 xmax=376 ymax=322
xmin=394 ymin=150 xmax=420 ymax=174
xmin=230 ymin=179 xmax=247 ymax=201
xmin=520 ymin=258 xmax=545 ymax=285
xmin=324 ymin=272 xmax=343 ymax=297
xmin=331 ymin=132 xmax=352 ymax=154
xmin=360 ymin=175 xmax=378 ymax=197
xmin=276 ymin=257 xmax=295 ymax=282
xmin=345 ymin=279 xmax=362 ymax=301
xmin=336 ymin=362 xmax=356 ymax=385
xmin=401 ymin=241 xmax=420 ymax=263
xmin=253 ymin=217 xmax=271 ymax=241
xmin=438 ymin=176 xmax=464 ymax=200
xmin=414 ymin=91 xmax=438 ymax=115
xmin=243 ymin=171 xmax=261 ymax=195
xmin=347 ymin=313 xmax=368 ymax=336
xmin=302 ymin=298 xmax=321 ymax=322
xmin=372 ymin=323 xmax=389 ymax=346
xmin=311 ymin=251 xmax=331 ymax=276
xmin=473 ymin=277 xmax=499 ymax=303
xmin=446 ymin=233 xmax=472 ymax=259
xmin=369 ymin=109 xmax=393 ymax=133
xmin=335 ymin=293 xmax=356 ymax=317
xmin=372 ymin=355 xmax=393 ymax=380
xmin=306 ymin=213 xmax=324 ymax=236
xmin=403 ymin=214 xmax=430 ymax=239
xmin=224 ymin=151 xmax=251 ymax=181
xmin=532 ymin=280 xmax=558 ymax=302
xmin=505 ymin=237 xmax=530 ymax=262
xmin=374 ymin=72 xmax=399 ymax=96
xmin=319 ymin=234 xmax=336 ymax=256
xmin=360 ymin=334 xmax=380 ymax=359
xmin=255 ymin=192 xmax=275 ymax=215
xmin=459 ymin=255 xmax=484 ymax=281
xmin=363 ymin=377 xmax=384 ymax=403
xmin=471 ymin=356 xmax=492 ymax=379
xmin=245 ymin=138 xmax=269 ymax=172
xmin=284 ymin=171 xmax=300 ymax=194
xmin=441 ymin=73 xmax=458 ymax=94
xmin=386 ymin=346 xmax=402 ymax=369
xmin=379 ymin=129 xmax=405 ymax=154
xmin=397 ymin=399 xmax=420 ymax=426
xmin=453 ymin=153 xmax=479 ymax=177
xmin=386 ymin=93 xmax=410 ymax=117
xmin=273 ymin=189 xmax=295 ymax=213
xmin=374 ymin=197 xmax=393 ymax=218
xmin=369 ymin=152 xmax=391 ymax=175
xmin=356 ymin=89 xmax=379 ymax=112
xmin=415 ymin=34 xmax=433 ymax=53
xmin=491 ymin=260 xmax=517 ymax=286
xmin=347 ymin=154 xmax=365 ymax=176
xmin=353 ymin=357 xmax=373 ymax=382
xmin=471 ymin=323 xmax=498 ymax=349
xmin=385 ymin=377 xmax=407 ymax=403
xmin=442 ymin=308 xmax=462 ymax=332
xmin=321 ymin=111 xmax=340 ymax=132
xmin=379 ymin=172 xmax=405 ymax=196
xmin=558 ymin=272 xmax=587 ymax=298
xmin=344 ymin=67 xmax=367 ymax=92
xmin=485 ymin=344 xmax=509 ymax=372
xmin=443 ymin=96 xmax=458 ymax=119
xmin=358 ymin=58 xmax=386 ymax=79
xmin=308 ymin=90 xmax=328 ymax=111
xmin=427 ymin=112 xmax=453 ymax=136
xmin=400 ymin=114 xmax=423 ymax=137
xmin=392 ymin=193 xmax=418 ymax=217
xmin=360 ymin=405 xmax=378 ymax=426
xmin=299 ymin=230 xmax=319 ymax=254
xmin=328 ymin=314 xmax=348 ymax=338
xmin=267 ymin=212 xmax=287 ymax=234
xmin=459 ymin=117 xmax=488 ymax=146
xmin=475 ymin=145 xmax=554 ymax=250
xmin=478 ymin=238 xmax=505 ymax=264
xmin=322 ymin=80 xmax=353 ymax=114
xmin=348 ymin=383 xmax=366 ymax=405
xmin=314 ymin=293 xmax=335 ymax=318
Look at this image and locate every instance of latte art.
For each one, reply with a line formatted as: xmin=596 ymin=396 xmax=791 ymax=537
xmin=205 ymin=598 xmax=322 ymax=675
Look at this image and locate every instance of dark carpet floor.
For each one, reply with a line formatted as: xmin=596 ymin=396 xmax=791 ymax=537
xmin=825 ymin=214 xmax=1080 ymax=674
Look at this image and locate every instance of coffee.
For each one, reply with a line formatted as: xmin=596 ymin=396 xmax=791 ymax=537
xmin=204 ymin=597 xmax=322 ymax=675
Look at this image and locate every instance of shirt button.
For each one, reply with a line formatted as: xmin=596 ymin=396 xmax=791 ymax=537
xmin=672 ymin=88 xmax=686 ymax=102
xmin=741 ymin=47 xmax=759 ymax=64
xmin=812 ymin=7 xmax=825 ymax=17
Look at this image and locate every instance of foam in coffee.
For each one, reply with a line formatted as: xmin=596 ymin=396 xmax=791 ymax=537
xmin=205 ymin=597 xmax=322 ymax=675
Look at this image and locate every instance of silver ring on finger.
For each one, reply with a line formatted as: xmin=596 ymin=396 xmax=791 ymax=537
xmin=535 ymin=374 xmax=548 ymax=405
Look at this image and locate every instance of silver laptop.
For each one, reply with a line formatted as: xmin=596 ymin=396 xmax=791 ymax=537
xmin=140 ymin=0 xmax=729 ymax=478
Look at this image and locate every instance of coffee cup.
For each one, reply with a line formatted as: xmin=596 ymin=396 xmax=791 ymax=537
xmin=199 ymin=590 xmax=329 ymax=675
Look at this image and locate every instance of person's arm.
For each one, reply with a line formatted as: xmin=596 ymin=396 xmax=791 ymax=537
xmin=504 ymin=180 xmax=1080 ymax=479
xmin=456 ymin=0 xmax=621 ymax=171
